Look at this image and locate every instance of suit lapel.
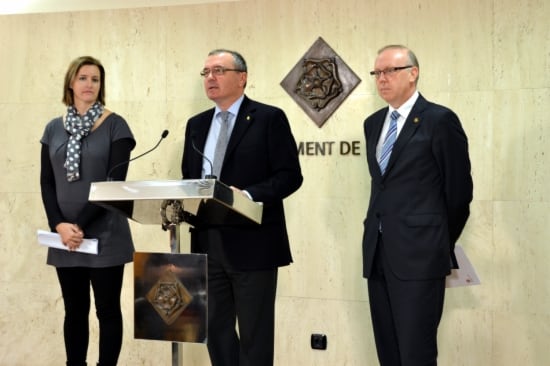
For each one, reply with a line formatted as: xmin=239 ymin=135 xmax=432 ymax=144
xmin=382 ymin=95 xmax=428 ymax=176
xmin=191 ymin=110 xmax=215 ymax=177
xmin=368 ymin=109 xmax=387 ymax=178
xmin=225 ymin=96 xmax=255 ymax=157
xmin=195 ymin=110 xmax=215 ymax=148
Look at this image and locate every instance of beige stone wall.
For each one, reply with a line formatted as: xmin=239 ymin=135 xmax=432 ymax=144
xmin=1 ymin=0 xmax=548 ymax=365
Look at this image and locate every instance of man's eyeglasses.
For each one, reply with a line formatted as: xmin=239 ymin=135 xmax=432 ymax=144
xmin=369 ymin=65 xmax=413 ymax=79
xmin=200 ymin=66 xmax=244 ymax=77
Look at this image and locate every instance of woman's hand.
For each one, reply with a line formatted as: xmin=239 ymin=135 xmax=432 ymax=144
xmin=55 ymin=223 xmax=84 ymax=251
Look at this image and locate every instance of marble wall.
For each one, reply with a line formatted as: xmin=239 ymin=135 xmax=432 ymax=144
xmin=1 ymin=0 xmax=548 ymax=365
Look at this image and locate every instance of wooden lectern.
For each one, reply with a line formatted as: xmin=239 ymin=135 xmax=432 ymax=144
xmin=89 ymin=179 xmax=263 ymax=365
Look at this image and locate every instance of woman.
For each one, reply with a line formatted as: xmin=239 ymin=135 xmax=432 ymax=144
xmin=40 ymin=56 xmax=135 ymax=366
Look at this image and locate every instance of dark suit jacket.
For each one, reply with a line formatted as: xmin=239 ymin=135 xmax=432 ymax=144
xmin=181 ymin=96 xmax=303 ymax=271
xmin=362 ymin=94 xmax=473 ymax=280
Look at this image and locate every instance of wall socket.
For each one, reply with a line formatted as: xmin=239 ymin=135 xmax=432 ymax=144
xmin=311 ymin=333 xmax=327 ymax=350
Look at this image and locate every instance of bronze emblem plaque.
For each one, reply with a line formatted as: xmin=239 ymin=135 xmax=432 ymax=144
xmin=134 ymin=252 xmax=207 ymax=343
xmin=281 ymin=37 xmax=361 ymax=127
xmin=146 ymin=268 xmax=193 ymax=325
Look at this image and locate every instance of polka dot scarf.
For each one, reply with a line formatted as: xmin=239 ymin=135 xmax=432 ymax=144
xmin=64 ymin=102 xmax=104 ymax=182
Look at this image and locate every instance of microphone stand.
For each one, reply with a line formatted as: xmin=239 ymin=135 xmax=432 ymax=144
xmin=107 ymin=130 xmax=169 ymax=181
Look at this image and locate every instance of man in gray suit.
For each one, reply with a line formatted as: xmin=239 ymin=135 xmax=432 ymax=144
xmin=362 ymin=45 xmax=473 ymax=365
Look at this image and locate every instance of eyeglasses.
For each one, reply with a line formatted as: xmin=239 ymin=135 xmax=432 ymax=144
xmin=200 ymin=66 xmax=244 ymax=77
xmin=369 ymin=65 xmax=413 ymax=79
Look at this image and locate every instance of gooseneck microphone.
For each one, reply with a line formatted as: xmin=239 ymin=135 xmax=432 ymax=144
xmin=107 ymin=129 xmax=169 ymax=181
xmin=190 ymin=132 xmax=216 ymax=179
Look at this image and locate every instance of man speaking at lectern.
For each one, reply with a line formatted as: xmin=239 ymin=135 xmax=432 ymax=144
xmin=181 ymin=49 xmax=303 ymax=366
xmin=362 ymin=45 xmax=473 ymax=365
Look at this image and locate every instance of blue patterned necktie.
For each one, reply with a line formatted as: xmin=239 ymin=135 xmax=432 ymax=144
xmin=212 ymin=111 xmax=231 ymax=178
xmin=378 ymin=110 xmax=400 ymax=174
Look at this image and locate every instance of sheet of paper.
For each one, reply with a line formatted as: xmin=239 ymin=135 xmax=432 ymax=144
xmin=37 ymin=229 xmax=99 ymax=255
xmin=446 ymin=245 xmax=480 ymax=288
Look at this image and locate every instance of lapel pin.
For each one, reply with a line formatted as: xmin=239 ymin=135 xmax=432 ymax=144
xmin=413 ymin=117 xmax=420 ymax=124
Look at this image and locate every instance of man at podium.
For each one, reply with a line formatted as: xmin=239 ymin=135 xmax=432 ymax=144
xmin=181 ymin=49 xmax=303 ymax=366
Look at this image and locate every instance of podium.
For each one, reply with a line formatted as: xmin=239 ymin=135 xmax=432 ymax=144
xmin=89 ymin=179 xmax=263 ymax=365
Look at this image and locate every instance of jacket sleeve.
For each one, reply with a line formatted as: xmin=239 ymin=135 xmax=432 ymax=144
xmin=432 ymin=109 xmax=473 ymax=246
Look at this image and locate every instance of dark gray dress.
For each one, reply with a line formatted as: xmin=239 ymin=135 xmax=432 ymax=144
xmin=40 ymin=114 xmax=135 ymax=268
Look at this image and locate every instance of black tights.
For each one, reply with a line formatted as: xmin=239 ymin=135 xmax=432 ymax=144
xmin=56 ymin=265 xmax=125 ymax=366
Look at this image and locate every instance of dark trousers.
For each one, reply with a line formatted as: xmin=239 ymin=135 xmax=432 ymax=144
xmin=56 ymin=265 xmax=125 ymax=366
xmin=368 ymin=237 xmax=446 ymax=366
xmin=200 ymin=230 xmax=278 ymax=366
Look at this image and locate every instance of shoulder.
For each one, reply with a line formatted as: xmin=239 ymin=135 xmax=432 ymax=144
xmin=104 ymin=111 xmax=126 ymax=124
xmin=103 ymin=112 xmax=131 ymax=129
xmin=242 ymin=97 xmax=282 ymax=114
xmin=189 ymin=108 xmax=215 ymax=123
xmin=41 ymin=116 xmax=64 ymax=142
xmin=367 ymin=106 xmax=388 ymax=120
xmin=44 ymin=116 xmax=63 ymax=130
xmin=415 ymin=96 xmax=465 ymax=138
xmin=239 ymin=97 xmax=287 ymax=125
xmin=364 ymin=107 xmax=388 ymax=128
xmin=416 ymin=94 xmax=457 ymax=118
xmin=102 ymin=112 xmax=135 ymax=141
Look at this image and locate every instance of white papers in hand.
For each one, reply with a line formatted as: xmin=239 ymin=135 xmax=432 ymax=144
xmin=446 ymin=245 xmax=480 ymax=288
xmin=37 ymin=229 xmax=99 ymax=255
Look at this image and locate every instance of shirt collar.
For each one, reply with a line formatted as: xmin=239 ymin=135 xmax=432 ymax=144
xmin=389 ymin=90 xmax=419 ymax=120
xmin=215 ymin=94 xmax=245 ymax=118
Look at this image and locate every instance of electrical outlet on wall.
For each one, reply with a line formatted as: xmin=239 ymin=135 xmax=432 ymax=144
xmin=311 ymin=333 xmax=327 ymax=350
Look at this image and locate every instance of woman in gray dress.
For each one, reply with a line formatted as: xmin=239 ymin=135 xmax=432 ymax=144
xmin=40 ymin=56 xmax=135 ymax=366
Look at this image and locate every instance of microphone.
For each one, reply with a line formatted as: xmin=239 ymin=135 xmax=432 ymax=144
xmin=190 ymin=132 xmax=216 ymax=179
xmin=107 ymin=129 xmax=169 ymax=181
